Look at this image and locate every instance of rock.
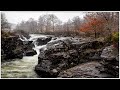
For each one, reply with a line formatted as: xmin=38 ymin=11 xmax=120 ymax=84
xmin=89 ymin=54 xmax=102 ymax=60
xmin=58 ymin=61 xmax=111 ymax=78
xmin=100 ymin=45 xmax=119 ymax=78
xmin=101 ymin=59 xmax=119 ymax=78
xmin=23 ymin=40 xmax=37 ymax=56
xmin=13 ymin=49 xmax=23 ymax=59
xmin=36 ymin=36 xmax=52 ymax=45
xmin=35 ymin=37 xmax=105 ymax=77
xmin=1 ymin=34 xmax=36 ymax=62
xmin=52 ymin=37 xmax=57 ymax=40
xmin=52 ymin=69 xmax=58 ymax=73
xmin=101 ymin=45 xmax=118 ymax=60
xmin=35 ymin=60 xmax=59 ymax=77
xmin=1 ymin=36 xmax=24 ymax=60
xmin=23 ymin=41 xmax=34 ymax=49
xmin=25 ymin=50 xmax=37 ymax=56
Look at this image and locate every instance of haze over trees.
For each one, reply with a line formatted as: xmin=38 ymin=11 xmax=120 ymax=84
xmin=13 ymin=12 xmax=119 ymax=39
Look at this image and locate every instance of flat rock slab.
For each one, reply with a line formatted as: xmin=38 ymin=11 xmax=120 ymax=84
xmin=58 ymin=61 xmax=111 ymax=78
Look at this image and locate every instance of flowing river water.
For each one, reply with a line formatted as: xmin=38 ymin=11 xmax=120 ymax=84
xmin=1 ymin=34 xmax=48 ymax=78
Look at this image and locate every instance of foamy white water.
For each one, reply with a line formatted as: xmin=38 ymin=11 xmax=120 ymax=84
xmin=1 ymin=34 xmax=48 ymax=78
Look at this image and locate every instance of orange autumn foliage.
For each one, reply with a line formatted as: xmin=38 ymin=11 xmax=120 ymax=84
xmin=81 ymin=16 xmax=105 ymax=33
xmin=80 ymin=15 xmax=106 ymax=38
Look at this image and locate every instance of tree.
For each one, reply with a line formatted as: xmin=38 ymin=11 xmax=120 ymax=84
xmin=1 ymin=13 xmax=11 ymax=30
xmin=80 ymin=12 xmax=119 ymax=38
xmin=49 ymin=14 xmax=59 ymax=32
xmin=96 ymin=12 xmax=119 ymax=34
xmin=38 ymin=15 xmax=45 ymax=33
xmin=15 ymin=18 xmax=38 ymax=33
xmin=81 ymin=13 xmax=105 ymax=38
xmin=72 ymin=16 xmax=82 ymax=34
xmin=27 ymin=18 xmax=38 ymax=33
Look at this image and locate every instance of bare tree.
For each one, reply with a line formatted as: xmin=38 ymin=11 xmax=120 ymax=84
xmin=27 ymin=18 xmax=37 ymax=33
xmin=49 ymin=14 xmax=59 ymax=32
xmin=72 ymin=16 xmax=81 ymax=34
xmin=95 ymin=12 xmax=119 ymax=38
xmin=1 ymin=13 xmax=11 ymax=30
xmin=38 ymin=15 xmax=45 ymax=33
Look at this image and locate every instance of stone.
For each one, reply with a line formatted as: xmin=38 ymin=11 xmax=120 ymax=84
xmin=1 ymin=36 xmax=24 ymax=60
xmin=101 ymin=45 xmax=118 ymax=60
xmin=35 ymin=37 xmax=106 ymax=77
xmin=58 ymin=61 xmax=111 ymax=78
xmin=25 ymin=50 xmax=37 ymax=56
xmin=100 ymin=45 xmax=119 ymax=78
xmin=36 ymin=36 xmax=52 ymax=45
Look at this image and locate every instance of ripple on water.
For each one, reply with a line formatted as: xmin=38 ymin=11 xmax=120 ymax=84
xmin=1 ymin=55 xmax=39 ymax=78
xmin=1 ymin=34 xmax=49 ymax=78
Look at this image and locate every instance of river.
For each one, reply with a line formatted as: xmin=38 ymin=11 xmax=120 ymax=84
xmin=1 ymin=34 xmax=48 ymax=78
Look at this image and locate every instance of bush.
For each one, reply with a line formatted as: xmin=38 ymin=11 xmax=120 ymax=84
xmin=105 ymin=32 xmax=119 ymax=47
xmin=1 ymin=30 xmax=16 ymax=38
xmin=105 ymin=35 xmax=112 ymax=43
xmin=112 ymin=32 xmax=119 ymax=43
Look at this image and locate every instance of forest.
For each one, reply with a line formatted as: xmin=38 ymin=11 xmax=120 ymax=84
xmin=1 ymin=12 xmax=119 ymax=78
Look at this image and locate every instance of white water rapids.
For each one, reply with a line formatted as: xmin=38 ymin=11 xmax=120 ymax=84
xmin=1 ymin=34 xmax=48 ymax=78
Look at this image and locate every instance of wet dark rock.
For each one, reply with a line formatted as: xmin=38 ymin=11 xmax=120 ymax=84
xmin=1 ymin=36 xmax=24 ymax=61
xmin=101 ymin=45 xmax=118 ymax=60
xmin=25 ymin=50 xmax=37 ymax=56
xmin=22 ymin=40 xmax=37 ymax=56
xmin=1 ymin=35 xmax=36 ymax=62
xmin=36 ymin=36 xmax=52 ymax=45
xmin=58 ymin=61 xmax=111 ymax=78
xmin=35 ymin=60 xmax=59 ymax=77
xmin=100 ymin=45 xmax=119 ymax=78
xmin=35 ymin=38 xmax=106 ymax=78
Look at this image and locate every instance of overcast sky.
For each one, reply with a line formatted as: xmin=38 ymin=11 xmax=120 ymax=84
xmin=3 ymin=11 xmax=86 ymax=24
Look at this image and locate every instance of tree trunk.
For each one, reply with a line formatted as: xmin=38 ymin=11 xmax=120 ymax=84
xmin=95 ymin=31 xmax=97 ymax=38
xmin=53 ymin=23 xmax=54 ymax=32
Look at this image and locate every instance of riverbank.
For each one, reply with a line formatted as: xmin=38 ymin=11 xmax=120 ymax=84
xmin=1 ymin=34 xmax=119 ymax=78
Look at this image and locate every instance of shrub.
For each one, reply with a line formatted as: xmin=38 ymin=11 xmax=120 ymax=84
xmin=112 ymin=32 xmax=119 ymax=48
xmin=104 ymin=32 xmax=119 ymax=48
xmin=1 ymin=30 xmax=17 ymax=38
xmin=112 ymin=32 xmax=119 ymax=43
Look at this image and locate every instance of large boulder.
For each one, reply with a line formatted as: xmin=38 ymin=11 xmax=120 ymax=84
xmin=100 ymin=45 xmax=119 ymax=78
xmin=1 ymin=36 xmax=24 ymax=61
xmin=23 ymin=40 xmax=37 ymax=56
xmin=36 ymin=36 xmax=52 ymax=46
xmin=25 ymin=50 xmax=37 ymax=56
xmin=35 ymin=37 xmax=105 ymax=78
xmin=1 ymin=35 xmax=37 ymax=62
xmin=58 ymin=61 xmax=111 ymax=78
xmin=101 ymin=45 xmax=118 ymax=60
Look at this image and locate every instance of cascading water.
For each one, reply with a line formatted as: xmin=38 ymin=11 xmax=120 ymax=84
xmin=1 ymin=34 xmax=48 ymax=78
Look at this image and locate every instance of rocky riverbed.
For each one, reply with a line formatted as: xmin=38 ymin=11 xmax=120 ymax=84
xmin=1 ymin=34 xmax=119 ymax=78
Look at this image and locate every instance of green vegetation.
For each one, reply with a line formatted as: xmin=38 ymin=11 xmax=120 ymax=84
xmin=1 ymin=30 xmax=16 ymax=38
xmin=104 ymin=32 xmax=119 ymax=48
xmin=112 ymin=32 xmax=119 ymax=43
